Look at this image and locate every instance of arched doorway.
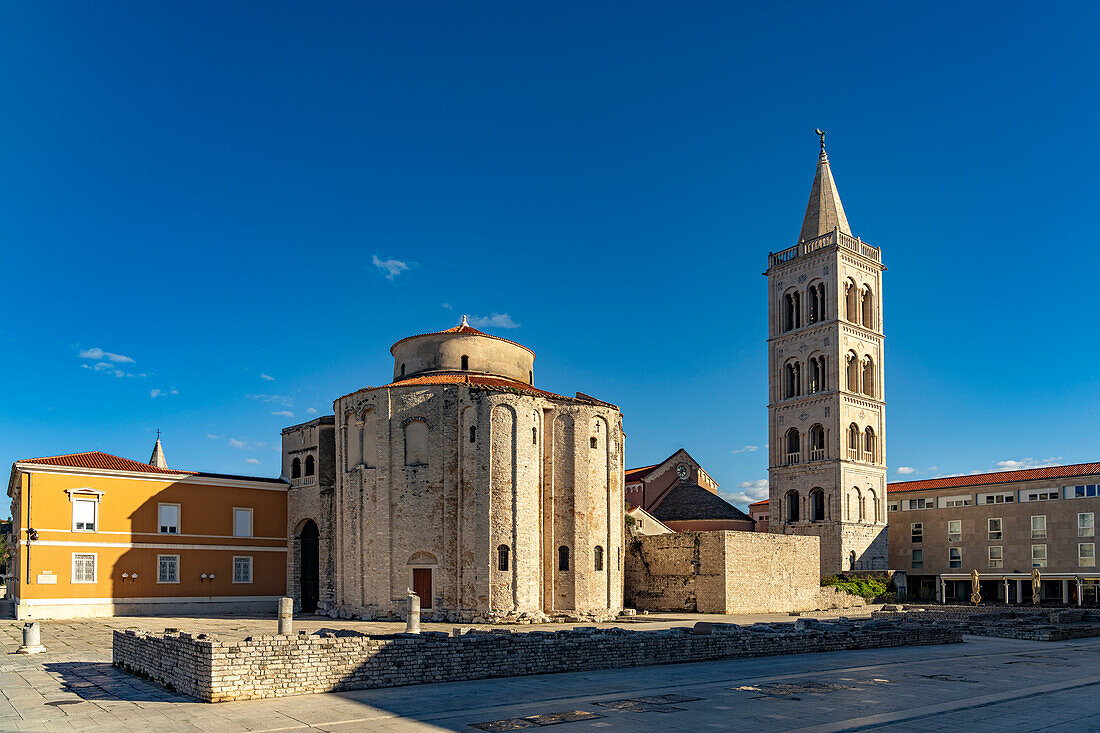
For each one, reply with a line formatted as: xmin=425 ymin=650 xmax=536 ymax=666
xmin=299 ymin=520 xmax=319 ymax=613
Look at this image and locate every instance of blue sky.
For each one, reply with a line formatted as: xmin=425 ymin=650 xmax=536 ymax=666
xmin=3 ymin=3 xmax=1099 ymax=516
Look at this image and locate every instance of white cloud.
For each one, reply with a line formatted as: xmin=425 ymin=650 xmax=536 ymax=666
xmin=441 ymin=302 xmax=452 ymax=310
xmin=245 ymin=458 xmax=260 ymax=465
xmin=993 ymin=457 xmax=1064 ymax=472
xmin=271 ymin=410 xmax=294 ymax=418
xmin=79 ymin=347 xmax=134 ymax=363
xmin=206 ymin=433 xmax=219 ymax=439
xmin=228 ymin=438 xmax=247 ymax=449
xmin=306 ymin=407 xmax=318 ymax=415
xmin=83 ymin=361 xmax=141 ymax=378
xmin=260 ymin=373 xmax=275 ymax=381
xmin=469 ymin=313 xmax=520 ymax=329
xmin=150 ymin=388 xmax=178 ymax=398
xmin=372 ymin=255 xmax=409 ymax=280
xmin=721 ymin=478 xmax=769 ymax=507
xmin=247 ymin=393 xmax=293 ymax=407
xmin=896 ymin=466 xmax=917 ymax=475
xmin=731 ymin=445 xmax=758 ymax=454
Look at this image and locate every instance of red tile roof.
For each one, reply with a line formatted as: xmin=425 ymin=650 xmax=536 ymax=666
xmin=748 ymin=499 xmax=769 ymax=508
xmin=351 ymin=373 xmax=600 ymax=404
xmin=888 ymin=462 xmax=1100 ymax=494
xmin=21 ymin=451 xmax=190 ymax=474
xmin=389 ymin=321 xmax=535 ymax=356
xmin=17 ymin=451 xmax=285 ymax=484
xmin=625 ymin=464 xmax=658 ymax=482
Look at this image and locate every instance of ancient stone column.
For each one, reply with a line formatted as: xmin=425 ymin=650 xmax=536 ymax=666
xmin=406 ymin=589 xmax=421 ymax=634
xmin=278 ymin=597 xmax=293 ymax=635
xmin=18 ymin=622 xmax=45 ymax=654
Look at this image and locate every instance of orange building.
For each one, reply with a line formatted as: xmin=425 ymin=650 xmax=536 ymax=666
xmin=6 ymin=443 xmax=288 ymax=619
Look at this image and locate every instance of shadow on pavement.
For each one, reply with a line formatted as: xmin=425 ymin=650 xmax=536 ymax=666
xmin=44 ymin=661 xmax=192 ymax=703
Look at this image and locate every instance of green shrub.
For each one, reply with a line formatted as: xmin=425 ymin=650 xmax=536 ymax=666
xmin=822 ymin=574 xmax=894 ymax=600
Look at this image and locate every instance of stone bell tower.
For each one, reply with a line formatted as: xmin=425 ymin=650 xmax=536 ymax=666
xmin=765 ymin=132 xmax=888 ymax=576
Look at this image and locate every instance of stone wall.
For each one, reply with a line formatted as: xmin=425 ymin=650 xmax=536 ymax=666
xmin=113 ymin=623 xmax=962 ymax=703
xmin=624 ymin=530 xmax=825 ymax=614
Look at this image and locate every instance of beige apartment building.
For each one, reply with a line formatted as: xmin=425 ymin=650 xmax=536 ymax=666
xmin=888 ymin=462 xmax=1100 ymax=605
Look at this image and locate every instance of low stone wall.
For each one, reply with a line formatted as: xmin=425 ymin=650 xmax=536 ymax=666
xmin=113 ymin=623 xmax=962 ymax=702
xmin=872 ymin=606 xmax=1100 ymax=641
xmin=625 ymin=530 xmax=830 ymax=614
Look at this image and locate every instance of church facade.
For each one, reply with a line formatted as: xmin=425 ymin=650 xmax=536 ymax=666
xmin=766 ymin=137 xmax=889 ymax=576
xmin=283 ymin=318 xmax=625 ymax=621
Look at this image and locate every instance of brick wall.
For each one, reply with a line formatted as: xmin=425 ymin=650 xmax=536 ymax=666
xmin=113 ymin=624 xmax=961 ymax=703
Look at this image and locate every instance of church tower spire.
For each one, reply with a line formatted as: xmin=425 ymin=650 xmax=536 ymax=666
xmin=149 ymin=431 xmax=168 ymax=469
xmin=765 ymin=132 xmax=887 ymax=577
xmin=798 ymin=130 xmax=851 ymax=243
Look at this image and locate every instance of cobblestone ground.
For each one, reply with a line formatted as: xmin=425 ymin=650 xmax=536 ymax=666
xmin=3 ymin=613 xmax=1100 ymax=732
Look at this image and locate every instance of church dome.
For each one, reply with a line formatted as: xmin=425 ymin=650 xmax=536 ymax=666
xmin=389 ymin=316 xmax=536 ymax=384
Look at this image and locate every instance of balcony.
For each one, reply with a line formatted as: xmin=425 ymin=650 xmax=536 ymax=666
xmin=785 ymin=452 xmax=800 ymax=466
xmin=769 ymin=229 xmax=881 ymax=269
xmin=290 ymin=475 xmax=317 ymax=488
xmin=810 ymin=448 xmax=825 ymax=461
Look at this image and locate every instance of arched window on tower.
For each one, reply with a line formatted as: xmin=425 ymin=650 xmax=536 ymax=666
xmin=793 ymin=290 xmax=802 ymax=328
xmin=850 ymin=550 xmax=857 ymax=570
xmin=784 ymin=362 xmax=800 ymax=399
xmin=845 ymin=280 xmax=858 ymax=322
xmin=816 ymin=282 xmax=826 ymax=321
xmin=868 ymin=488 xmax=880 ymax=523
xmin=291 ymin=457 xmax=301 ymax=479
xmin=305 ymin=454 xmax=315 ymax=476
xmin=810 ymin=487 xmax=825 ymax=522
xmin=497 ymin=545 xmax=510 ymax=572
xmin=785 ymin=427 xmax=801 ymax=465
xmin=848 ymin=423 xmax=860 ymax=459
xmin=808 ymin=283 xmax=820 ymax=324
xmin=783 ymin=293 xmax=795 ymax=332
xmin=594 ymin=545 xmax=604 ymax=571
xmin=400 ymin=363 xmax=406 ymax=379
xmin=558 ymin=546 xmax=570 ymax=572
xmin=862 ymin=356 xmax=875 ymax=398
xmin=809 ymin=424 xmax=825 ymax=460
xmin=809 ymin=356 xmax=826 ymax=393
xmin=852 ymin=487 xmax=864 ymax=522
xmin=864 ymin=426 xmax=876 ymax=463
xmin=862 ymin=285 xmax=874 ymax=329
xmin=846 ymin=351 xmax=860 ymax=392
xmin=785 ymin=489 xmax=800 ymax=523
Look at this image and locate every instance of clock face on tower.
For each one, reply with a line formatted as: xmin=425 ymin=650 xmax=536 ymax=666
xmin=676 ymin=464 xmax=688 ymax=480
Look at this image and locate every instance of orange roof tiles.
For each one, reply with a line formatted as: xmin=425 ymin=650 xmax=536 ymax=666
xmin=389 ymin=322 xmax=535 ymax=357
xmin=625 ymin=464 xmax=658 ymax=482
xmin=18 ymin=451 xmax=285 ymax=484
xmin=888 ymin=462 xmax=1100 ymax=493
xmin=748 ymin=499 xmax=769 ymax=508
xmin=21 ymin=451 xmax=190 ymax=474
xmin=363 ymin=373 xmax=583 ymax=402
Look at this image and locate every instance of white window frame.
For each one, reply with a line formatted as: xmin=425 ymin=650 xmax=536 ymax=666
xmin=949 ymin=547 xmax=962 ymax=568
xmin=158 ymin=502 xmax=181 ymax=534
xmin=71 ymin=552 xmax=97 ymax=583
xmin=911 ymin=522 xmax=923 ymax=542
xmin=71 ymin=496 xmax=99 ymax=532
xmin=233 ymin=507 xmax=254 ymax=538
xmin=988 ymin=545 xmax=1003 ymax=569
xmin=157 ymin=554 xmax=180 ymax=584
xmin=948 ymin=519 xmax=962 ymax=542
xmin=1031 ymin=515 xmax=1047 ymax=539
xmin=232 ymin=556 xmax=253 ymax=584
xmin=1080 ymin=543 xmax=1096 ymax=568
xmin=1079 ymin=512 xmax=1095 ymax=538
xmin=1032 ymin=544 xmax=1047 ymax=568
xmin=987 ymin=517 xmax=1002 ymax=541
xmin=911 ymin=548 xmax=923 ymax=569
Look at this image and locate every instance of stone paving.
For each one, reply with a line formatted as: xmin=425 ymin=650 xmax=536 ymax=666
xmin=2 ymin=613 xmax=1100 ymax=731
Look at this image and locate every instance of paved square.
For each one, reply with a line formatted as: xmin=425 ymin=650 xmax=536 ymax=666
xmin=3 ymin=614 xmax=1100 ymax=731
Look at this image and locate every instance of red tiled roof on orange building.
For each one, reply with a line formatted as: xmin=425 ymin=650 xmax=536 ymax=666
xmin=748 ymin=499 xmax=769 ymax=508
xmin=17 ymin=451 xmax=286 ymax=484
xmin=21 ymin=451 xmax=190 ymax=474
xmin=888 ymin=461 xmax=1100 ymax=494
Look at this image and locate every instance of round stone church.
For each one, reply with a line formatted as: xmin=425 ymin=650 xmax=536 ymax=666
xmin=283 ymin=317 xmax=625 ymax=622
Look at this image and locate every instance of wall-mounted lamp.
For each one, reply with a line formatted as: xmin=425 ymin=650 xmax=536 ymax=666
xmin=122 ymin=572 xmax=129 ymax=578
xmin=201 ymin=573 xmax=208 ymax=579
xmin=131 ymin=573 xmax=138 ymax=580
xmin=208 ymin=573 xmax=215 ymax=580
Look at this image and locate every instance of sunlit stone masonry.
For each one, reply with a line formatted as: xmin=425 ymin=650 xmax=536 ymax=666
xmin=283 ymin=317 xmax=625 ymax=622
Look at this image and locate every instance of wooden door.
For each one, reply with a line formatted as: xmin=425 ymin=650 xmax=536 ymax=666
xmin=412 ymin=568 xmax=433 ymax=609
